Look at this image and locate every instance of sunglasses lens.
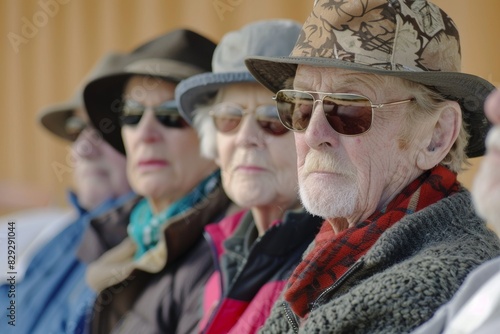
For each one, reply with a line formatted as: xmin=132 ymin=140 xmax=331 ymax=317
xmin=154 ymin=100 xmax=187 ymax=128
xmin=323 ymin=94 xmax=372 ymax=135
xmin=156 ymin=114 xmax=188 ymax=128
xmin=211 ymin=103 xmax=243 ymax=133
xmin=119 ymin=115 xmax=142 ymax=125
xmin=255 ymin=105 xmax=288 ymax=136
xmin=120 ymin=100 xmax=188 ymax=128
xmin=275 ymin=91 xmax=314 ymax=131
xmin=120 ymin=100 xmax=144 ymax=126
xmin=275 ymin=91 xmax=373 ymax=135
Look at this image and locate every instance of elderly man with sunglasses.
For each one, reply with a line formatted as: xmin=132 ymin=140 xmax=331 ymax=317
xmin=242 ymin=1 xmax=500 ymax=333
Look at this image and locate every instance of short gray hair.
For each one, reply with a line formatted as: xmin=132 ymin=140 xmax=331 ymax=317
xmin=395 ymin=78 xmax=469 ymax=173
xmin=192 ymin=98 xmax=218 ymax=160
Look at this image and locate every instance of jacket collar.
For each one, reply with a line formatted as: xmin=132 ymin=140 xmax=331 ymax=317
xmin=76 ymin=193 xmax=141 ymax=263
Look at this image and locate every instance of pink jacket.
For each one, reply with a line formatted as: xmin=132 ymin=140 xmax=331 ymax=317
xmin=200 ymin=209 xmax=322 ymax=334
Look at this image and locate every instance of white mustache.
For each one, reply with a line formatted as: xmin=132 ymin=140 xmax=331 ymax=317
xmin=302 ymin=151 xmax=355 ymax=178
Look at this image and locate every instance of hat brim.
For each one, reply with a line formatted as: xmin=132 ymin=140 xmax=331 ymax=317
xmin=38 ymin=102 xmax=77 ymax=142
xmin=245 ymin=56 xmax=494 ymax=158
xmin=85 ymin=72 xmax=187 ymax=155
xmin=176 ymin=72 xmax=256 ymax=124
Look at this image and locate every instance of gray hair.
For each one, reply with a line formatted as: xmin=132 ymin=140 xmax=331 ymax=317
xmin=192 ymin=98 xmax=218 ymax=160
xmin=395 ymin=78 xmax=469 ymax=173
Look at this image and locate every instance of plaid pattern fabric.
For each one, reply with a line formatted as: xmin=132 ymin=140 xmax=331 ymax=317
xmin=285 ymin=165 xmax=460 ymax=317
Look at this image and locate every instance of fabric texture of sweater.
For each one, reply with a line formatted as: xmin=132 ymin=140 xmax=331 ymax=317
xmin=411 ymin=255 xmax=500 ymax=334
xmin=259 ymin=189 xmax=500 ymax=334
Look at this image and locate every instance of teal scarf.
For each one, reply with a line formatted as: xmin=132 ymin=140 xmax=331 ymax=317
xmin=128 ymin=170 xmax=221 ymax=260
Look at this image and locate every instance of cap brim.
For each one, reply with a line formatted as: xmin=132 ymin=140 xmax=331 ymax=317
xmin=84 ymin=73 xmax=132 ymax=154
xmin=245 ymin=56 xmax=494 ymax=158
xmin=38 ymin=102 xmax=78 ymax=142
xmin=176 ymin=72 xmax=255 ymax=124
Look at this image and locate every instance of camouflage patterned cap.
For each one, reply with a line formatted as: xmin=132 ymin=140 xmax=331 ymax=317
xmin=245 ymin=0 xmax=494 ymax=158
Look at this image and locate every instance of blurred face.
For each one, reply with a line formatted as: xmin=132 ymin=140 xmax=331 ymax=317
xmin=293 ymin=66 xmax=433 ymax=224
xmin=121 ymin=76 xmax=216 ymax=213
xmin=215 ymin=82 xmax=298 ymax=210
xmin=72 ymin=112 xmax=130 ymax=211
xmin=473 ymin=127 xmax=500 ymax=231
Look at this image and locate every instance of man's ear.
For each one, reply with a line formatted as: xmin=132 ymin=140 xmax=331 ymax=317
xmin=416 ymin=101 xmax=461 ymax=170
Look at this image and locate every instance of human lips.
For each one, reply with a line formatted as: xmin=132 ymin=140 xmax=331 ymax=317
xmin=137 ymin=159 xmax=169 ymax=171
xmin=234 ymin=164 xmax=267 ymax=173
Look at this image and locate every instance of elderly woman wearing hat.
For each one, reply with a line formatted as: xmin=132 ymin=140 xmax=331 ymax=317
xmin=243 ymin=1 xmax=500 ymax=333
xmin=83 ymin=29 xmax=234 ymax=334
xmin=175 ymin=20 xmax=322 ymax=334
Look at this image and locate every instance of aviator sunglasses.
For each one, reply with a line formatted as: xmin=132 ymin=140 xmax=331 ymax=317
xmin=274 ymin=90 xmax=415 ymax=136
xmin=119 ymin=99 xmax=188 ymax=128
xmin=209 ymin=102 xmax=289 ymax=136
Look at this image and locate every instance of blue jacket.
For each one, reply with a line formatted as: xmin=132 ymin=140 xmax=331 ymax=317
xmin=0 ymin=191 xmax=136 ymax=334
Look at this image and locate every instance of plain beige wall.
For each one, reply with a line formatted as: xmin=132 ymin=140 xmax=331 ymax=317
xmin=0 ymin=0 xmax=499 ymax=213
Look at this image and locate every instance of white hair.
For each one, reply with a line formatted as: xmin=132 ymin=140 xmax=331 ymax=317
xmin=394 ymin=77 xmax=470 ymax=173
xmin=192 ymin=100 xmax=218 ymax=160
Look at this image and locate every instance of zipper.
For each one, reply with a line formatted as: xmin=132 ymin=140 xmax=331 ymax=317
xmin=282 ymin=301 xmax=300 ymax=334
xmin=311 ymin=260 xmax=364 ymax=311
xmin=203 ymin=231 xmax=222 ymax=286
xmin=202 ymin=231 xmax=263 ymax=333
xmin=201 ymin=231 xmax=225 ymax=334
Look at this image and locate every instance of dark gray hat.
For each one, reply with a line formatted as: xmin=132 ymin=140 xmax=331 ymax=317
xmin=84 ymin=29 xmax=217 ymax=154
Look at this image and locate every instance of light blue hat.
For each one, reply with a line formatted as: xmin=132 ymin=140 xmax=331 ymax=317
xmin=176 ymin=19 xmax=301 ymax=124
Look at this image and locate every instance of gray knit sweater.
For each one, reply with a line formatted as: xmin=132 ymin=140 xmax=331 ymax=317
xmin=259 ymin=189 xmax=500 ymax=334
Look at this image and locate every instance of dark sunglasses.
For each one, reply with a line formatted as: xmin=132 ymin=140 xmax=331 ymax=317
xmin=65 ymin=116 xmax=88 ymax=140
xmin=119 ymin=99 xmax=188 ymax=128
xmin=274 ymin=90 xmax=415 ymax=136
xmin=209 ymin=102 xmax=288 ymax=136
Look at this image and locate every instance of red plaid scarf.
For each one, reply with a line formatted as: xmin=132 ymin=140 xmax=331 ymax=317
xmin=285 ymin=165 xmax=460 ymax=317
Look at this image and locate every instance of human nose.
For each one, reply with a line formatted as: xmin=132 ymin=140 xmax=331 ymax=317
xmin=303 ymin=97 xmax=339 ymax=149
xmin=234 ymin=113 xmax=265 ymax=148
xmin=135 ymin=109 xmax=163 ymax=143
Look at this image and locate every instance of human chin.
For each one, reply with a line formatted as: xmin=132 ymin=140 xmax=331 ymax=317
xmin=131 ymin=172 xmax=167 ymax=197
xmin=224 ymin=174 xmax=274 ymax=207
xmin=299 ymin=175 xmax=358 ymax=219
